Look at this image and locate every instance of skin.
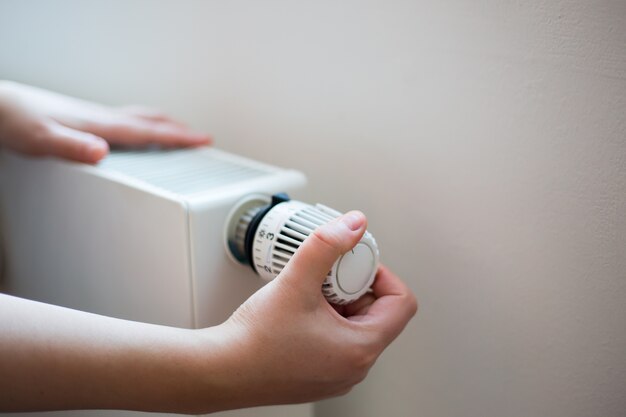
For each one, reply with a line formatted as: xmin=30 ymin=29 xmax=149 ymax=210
xmin=0 ymin=82 xmax=418 ymax=414
xmin=0 ymin=80 xmax=212 ymax=163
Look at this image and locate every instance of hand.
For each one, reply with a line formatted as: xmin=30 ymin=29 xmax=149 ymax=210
xmin=202 ymin=211 xmax=418 ymax=409
xmin=0 ymin=211 xmax=416 ymax=413
xmin=0 ymin=81 xmax=211 ymax=164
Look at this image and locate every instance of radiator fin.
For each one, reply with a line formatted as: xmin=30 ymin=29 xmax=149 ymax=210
xmin=98 ymin=148 xmax=272 ymax=196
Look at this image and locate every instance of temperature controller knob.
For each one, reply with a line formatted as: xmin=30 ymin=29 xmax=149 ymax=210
xmin=226 ymin=193 xmax=380 ymax=304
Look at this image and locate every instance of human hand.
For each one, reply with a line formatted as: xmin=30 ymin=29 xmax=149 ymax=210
xmin=0 ymin=81 xmax=211 ymax=164
xmin=0 ymin=210 xmax=415 ymax=414
xmin=201 ymin=211 xmax=418 ymax=410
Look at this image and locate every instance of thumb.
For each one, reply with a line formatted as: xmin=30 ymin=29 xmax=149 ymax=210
xmin=278 ymin=210 xmax=367 ymax=293
xmin=41 ymin=122 xmax=109 ymax=164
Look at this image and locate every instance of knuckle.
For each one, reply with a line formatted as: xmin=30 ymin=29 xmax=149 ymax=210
xmin=353 ymin=368 xmax=369 ymax=385
xmin=310 ymin=227 xmax=340 ymax=249
xmin=341 ymin=367 xmax=370 ymax=390
xmin=345 ymin=341 xmax=378 ymax=374
xmin=27 ymin=122 xmax=54 ymax=154
xmin=31 ymin=121 xmax=51 ymax=140
xmin=323 ymin=342 xmax=376 ymax=390
xmin=405 ymin=292 xmax=419 ymax=318
xmin=335 ymin=385 xmax=354 ymax=397
xmin=309 ymin=224 xmax=350 ymax=255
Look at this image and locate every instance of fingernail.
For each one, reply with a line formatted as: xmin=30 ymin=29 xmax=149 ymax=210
xmin=184 ymin=133 xmax=212 ymax=144
xmin=193 ymin=134 xmax=212 ymax=143
xmin=342 ymin=211 xmax=365 ymax=231
xmin=86 ymin=140 xmax=108 ymax=162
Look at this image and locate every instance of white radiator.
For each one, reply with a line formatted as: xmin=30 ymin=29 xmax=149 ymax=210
xmin=0 ymin=147 xmax=312 ymax=417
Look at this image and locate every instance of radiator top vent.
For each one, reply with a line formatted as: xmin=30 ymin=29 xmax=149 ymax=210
xmin=98 ymin=148 xmax=273 ymax=196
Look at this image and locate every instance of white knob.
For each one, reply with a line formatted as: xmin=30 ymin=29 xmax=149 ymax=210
xmin=226 ymin=194 xmax=380 ymax=304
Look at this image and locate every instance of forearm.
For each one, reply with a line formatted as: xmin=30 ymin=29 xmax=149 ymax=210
xmin=0 ymin=213 xmax=417 ymax=413
xmin=0 ymin=293 xmax=232 ymax=414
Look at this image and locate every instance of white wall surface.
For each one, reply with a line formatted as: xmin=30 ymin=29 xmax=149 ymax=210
xmin=1 ymin=1 xmax=625 ymax=416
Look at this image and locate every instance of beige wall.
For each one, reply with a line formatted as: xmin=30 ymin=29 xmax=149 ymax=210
xmin=1 ymin=1 xmax=625 ymax=416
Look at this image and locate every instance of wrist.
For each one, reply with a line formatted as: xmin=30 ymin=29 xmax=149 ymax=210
xmin=127 ymin=325 xmax=237 ymax=415
xmin=184 ymin=322 xmax=260 ymax=414
xmin=136 ymin=322 xmax=255 ymax=415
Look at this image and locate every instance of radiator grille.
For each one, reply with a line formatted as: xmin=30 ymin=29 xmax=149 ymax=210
xmin=98 ymin=148 xmax=272 ymax=196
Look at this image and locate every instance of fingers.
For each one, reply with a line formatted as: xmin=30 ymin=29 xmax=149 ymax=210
xmin=342 ymin=292 xmax=377 ymax=318
xmin=278 ymin=211 xmax=367 ymax=294
xmin=40 ymin=123 xmax=109 ymax=163
xmin=0 ymin=82 xmax=211 ymax=163
xmin=81 ymin=115 xmax=212 ymax=148
xmin=354 ymin=265 xmax=417 ymax=345
xmin=117 ymin=105 xmax=185 ymax=126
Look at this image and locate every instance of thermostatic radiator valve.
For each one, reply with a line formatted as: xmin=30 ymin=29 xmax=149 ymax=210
xmin=225 ymin=193 xmax=380 ymax=304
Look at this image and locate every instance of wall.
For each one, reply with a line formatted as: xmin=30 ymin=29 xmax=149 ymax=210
xmin=1 ymin=1 xmax=625 ymax=416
